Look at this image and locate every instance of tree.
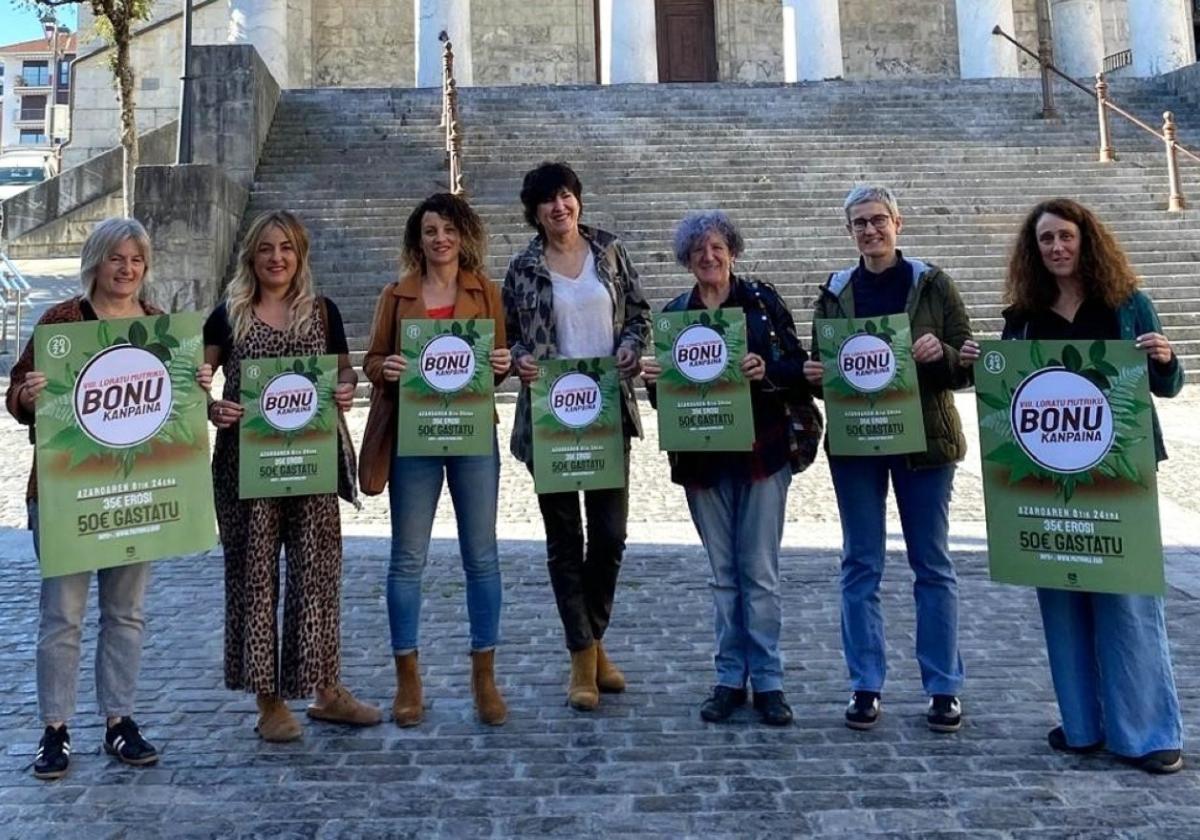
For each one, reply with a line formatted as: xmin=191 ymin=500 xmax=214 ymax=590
xmin=28 ymin=0 xmax=154 ymax=216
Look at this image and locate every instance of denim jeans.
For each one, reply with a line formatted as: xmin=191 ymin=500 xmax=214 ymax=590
xmin=685 ymin=467 xmax=791 ymax=693
xmin=1038 ymin=588 xmax=1183 ymax=757
xmin=828 ymin=455 xmax=964 ymax=696
xmin=29 ymin=501 xmax=150 ymax=722
xmin=387 ymin=439 xmax=502 ymax=653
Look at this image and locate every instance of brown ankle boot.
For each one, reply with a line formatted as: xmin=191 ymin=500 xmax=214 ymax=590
xmin=595 ymin=640 xmax=627 ymax=693
xmin=567 ymin=646 xmax=599 ymax=711
xmin=470 ymin=649 xmax=508 ymax=726
xmin=255 ymin=694 xmax=302 ymax=742
xmin=392 ymin=652 xmax=423 ymax=727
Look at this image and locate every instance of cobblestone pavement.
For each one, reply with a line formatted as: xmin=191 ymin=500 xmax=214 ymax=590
xmin=1 ymin=260 xmax=1199 ymax=837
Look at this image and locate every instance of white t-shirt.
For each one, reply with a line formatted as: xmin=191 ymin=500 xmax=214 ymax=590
xmin=550 ymin=250 xmax=615 ymax=359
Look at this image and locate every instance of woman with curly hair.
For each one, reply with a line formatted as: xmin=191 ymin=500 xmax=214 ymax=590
xmin=964 ymin=197 xmax=1185 ymax=773
xmin=205 ymin=210 xmax=381 ymax=740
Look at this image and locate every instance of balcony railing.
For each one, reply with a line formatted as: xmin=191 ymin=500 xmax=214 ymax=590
xmin=17 ymin=110 xmax=47 ymax=123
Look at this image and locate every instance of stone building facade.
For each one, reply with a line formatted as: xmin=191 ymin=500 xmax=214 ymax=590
xmin=63 ymin=0 xmax=1196 ymax=167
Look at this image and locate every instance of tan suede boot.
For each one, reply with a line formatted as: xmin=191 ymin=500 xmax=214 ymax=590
xmin=307 ymin=684 xmax=383 ymax=726
xmin=595 ymin=641 xmax=627 ymax=693
xmin=255 ymin=694 xmax=302 ymax=742
xmin=470 ymin=649 xmax=508 ymax=726
xmin=567 ymin=646 xmax=599 ymax=711
xmin=392 ymin=652 xmax=424 ymax=727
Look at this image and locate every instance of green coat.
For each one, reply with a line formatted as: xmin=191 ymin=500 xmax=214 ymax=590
xmin=811 ymin=258 xmax=975 ymax=469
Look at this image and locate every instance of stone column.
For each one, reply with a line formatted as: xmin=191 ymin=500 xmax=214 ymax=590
xmin=228 ymin=0 xmax=290 ymax=88
xmin=598 ymin=0 xmax=658 ymax=84
xmin=1128 ymin=0 xmax=1196 ymax=77
xmin=415 ymin=0 xmax=472 ymax=88
xmin=782 ymin=0 xmax=843 ymax=82
xmin=1050 ymin=0 xmax=1105 ymax=78
xmin=955 ymin=0 xmax=1019 ymax=78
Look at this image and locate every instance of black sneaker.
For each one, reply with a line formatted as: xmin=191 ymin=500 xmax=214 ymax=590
xmin=752 ymin=691 xmax=793 ymax=727
xmin=1124 ymin=749 xmax=1184 ymax=775
xmin=927 ymin=694 xmax=962 ymax=733
xmin=845 ymin=691 xmax=881 ymax=730
xmin=103 ymin=717 xmax=159 ymax=766
xmin=699 ymin=686 xmax=747 ymax=722
xmin=1047 ymin=725 xmax=1103 ymax=754
xmin=33 ymin=725 xmax=70 ymax=780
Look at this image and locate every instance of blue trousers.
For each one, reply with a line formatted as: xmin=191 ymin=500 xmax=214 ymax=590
xmin=1037 ymin=588 xmax=1183 ymax=757
xmin=386 ymin=439 xmax=502 ymax=653
xmin=685 ymin=467 xmax=791 ymax=693
xmin=829 ymin=455 xmax=964 ymax=696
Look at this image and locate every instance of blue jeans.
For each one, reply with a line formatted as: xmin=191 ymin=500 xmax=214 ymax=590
xmin=685 ymin=467 xmax=791 ymax=693
xmin=387 ymin=440 xmax=502 ymax=653
xmin=829 ymin=455 xmax=964 ymax=696
xmin=1038 ymin=588 xmax=1183 ymax=757
xmin=29 ymin=501 xmax=150 ymax=722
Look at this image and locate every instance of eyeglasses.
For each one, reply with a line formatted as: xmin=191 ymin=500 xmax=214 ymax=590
xmin=848 ymin=214 xmax=892 ymax=233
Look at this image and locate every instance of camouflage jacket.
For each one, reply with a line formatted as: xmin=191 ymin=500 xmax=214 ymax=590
xmin=502 ymin=224 xmax=651 ymax=465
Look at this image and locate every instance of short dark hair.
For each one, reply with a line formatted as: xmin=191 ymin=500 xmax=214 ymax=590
xmin=401 ymin=192 xmax=486 ymax=273
xmin=519 ymin=161 xmax=583 ymax=232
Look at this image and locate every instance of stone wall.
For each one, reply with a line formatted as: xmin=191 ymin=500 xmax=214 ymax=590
xmin=311 ymin=0 xmax=414 ymax=87
xmin=471 ymin=0 xmax=596 ymax=85
xmin=716 ymin=0 xmax=784 ymax=82
xmin=1012 ymin=0 xmax=1044 ymax=77
xmin=1102 ymin=0 xmax=1131 ymax=56
xmin=838 ymin=0 xmax=961 ymax=78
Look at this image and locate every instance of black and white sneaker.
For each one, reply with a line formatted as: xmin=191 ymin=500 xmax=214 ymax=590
xmin=33 ymin=725 xmax=70 ymax=780
xmin=927 ymin=695 xmax=962 ymax=733
xmin=103 ymin=717 xmax=159 ymax=766
xmin=845 ymin=691 xmax=881 ymax=730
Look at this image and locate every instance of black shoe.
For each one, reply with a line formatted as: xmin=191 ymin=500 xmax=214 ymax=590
xmin=752 ymin=691 xmax=793 ymax=727
xmin=845 ymin=691 xmax=881 ymax=730
xmin=1123 ymin=749 xmax=1184 ymax=775
xmin=699 ymin=686 xmax=747 ymax=722
xmin=103 ymin=717 xmax=159 ymax=767
xmin=1047 ymin=725 xmax=1104 ymax=754
xmin=927 ymin=694 xmax=962 ymax=733
xmin=33 ymin=725 xmax=70 ymax=780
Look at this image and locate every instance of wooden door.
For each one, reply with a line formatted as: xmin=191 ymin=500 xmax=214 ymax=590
xmin=655 ymin=0 xmax=717 ymax=82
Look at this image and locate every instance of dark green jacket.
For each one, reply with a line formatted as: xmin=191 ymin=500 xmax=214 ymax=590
xmin=811 ymin=258 xmax=975 ymax=468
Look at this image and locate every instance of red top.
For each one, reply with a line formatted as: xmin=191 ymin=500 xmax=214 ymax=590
xmin=426 ymin=305 xmax=454 ymax=319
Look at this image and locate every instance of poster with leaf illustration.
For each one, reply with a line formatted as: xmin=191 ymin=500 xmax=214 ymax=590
xmin=531 ymin=357 xmax=625 ymax=494
xmin=238 ymin=354 xmax=337 ymax=499
xmin=975 ymin=339 xmax=1162 ymax=595
xmin=815 ymin=314 xmax=926 ymax=456
xmin=33 ymin=314 xmax=215 ymax=578
xmin=398 ymin=319 xmax=495 ymax=457
xmin=653 ymin=309 xmax=754 ymax=452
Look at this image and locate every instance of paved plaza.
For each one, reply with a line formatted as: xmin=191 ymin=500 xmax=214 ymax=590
xmin=0 ymin=260 xmax=1199 ymax=837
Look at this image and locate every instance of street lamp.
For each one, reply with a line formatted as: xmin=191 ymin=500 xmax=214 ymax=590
xmin=40 ymin=11 xmax=61 ymax=171
xmin=177 ymin=0 xmax=193 ymax=163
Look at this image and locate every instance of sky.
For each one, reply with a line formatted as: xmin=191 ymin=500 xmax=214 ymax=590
xmin=0 ymin=0 xmax=78 ymax=47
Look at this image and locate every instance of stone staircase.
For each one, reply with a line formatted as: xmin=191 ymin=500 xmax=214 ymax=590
xmin=242 ymin=79 xmax=1200 ymax=383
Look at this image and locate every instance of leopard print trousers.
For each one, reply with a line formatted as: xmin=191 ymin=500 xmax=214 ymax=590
xmin=213 ymin=309 xmax=343 ymax=698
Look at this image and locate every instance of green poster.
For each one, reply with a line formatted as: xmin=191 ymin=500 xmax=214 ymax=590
xmin=652 ymin=309 xmax=754 ymax=452
xmin=238 ymin=354 xmax=338 ymax=499
xmin=33 ymin=314 xmax=216 ymax=578
xmin=397 ymin=318 xmax=495 ymax=457
xmin=815 ymin=313 xmax=926 ymax=456
xmin=531 ymin=357 xmax=626 ymax=494
xmin=975 ymin=339 xmax=1163 ymax=595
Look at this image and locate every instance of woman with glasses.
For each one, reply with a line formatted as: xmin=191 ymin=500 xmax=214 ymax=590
xmin=803 ymin=184 xmax=975 ymax=734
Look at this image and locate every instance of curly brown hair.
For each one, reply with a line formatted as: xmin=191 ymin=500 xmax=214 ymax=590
xmin=1005 ymin=198 xmax=1139 ymax=314
xmin=401 ymin=193 xmax=486 ymax=274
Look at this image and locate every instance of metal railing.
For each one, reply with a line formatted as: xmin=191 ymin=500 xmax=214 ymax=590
xmin=0 ymin=253 xmax=32 ymax=356
xmin=1103 ymin=49 xmax=1133 ymax=74
xmin=994 ymin=26 xmax=1198 ymax=212
xmin=441 ymin=40 xmax=465 ymax=196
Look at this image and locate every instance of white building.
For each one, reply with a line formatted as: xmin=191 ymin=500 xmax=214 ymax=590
xmin=0 ymin=30 xmax=75 ymax=156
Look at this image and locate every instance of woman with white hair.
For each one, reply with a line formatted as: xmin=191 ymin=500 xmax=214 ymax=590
xmin=803 ymin=185 xmax=975 ymax=734
xmin=642 ymin=210 xmax=809 ymax=726
xmin=6 ymin=217 xmax=213 ymax=780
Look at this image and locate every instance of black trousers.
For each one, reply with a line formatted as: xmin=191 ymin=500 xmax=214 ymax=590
xmin=534 ymin=465 xmax=630 ymax=652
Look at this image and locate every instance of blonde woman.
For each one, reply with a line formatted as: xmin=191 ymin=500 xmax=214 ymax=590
xmin=204 ymin=210 xmax=380 ymax=740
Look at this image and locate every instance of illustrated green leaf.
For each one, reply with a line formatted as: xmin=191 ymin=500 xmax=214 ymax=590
xmin=154 ymin=315 xmax=171 ymax=340
xmin=98 ymin=321 xmax=114 ymax=348
xmin=1062 ymin=345 xmax=1083 ymax=372
xmin=978 ymin=391 xmax=1009 ymax=411
xmin=128 ymin=321 xmax=148 ymax=347
xmin=451 ymin=321 xmax=463 ymax=336
xmin=864 ymin=320 xmax=877 ymax=335
xmin=1093 ymin=359 xmax=1119 ymax=379
xmin=1030 ymin=340 xmax=1046 ymax=369
xmin=1078 ymin=369 xmax=1110 ymax=392
xmin=144 ymin=342 xmax=172 ymax=363
xmin=44 ymin=379 xmax=71 ymax=397
xmin=1088 ymin=340 xmax=1106 ymax=365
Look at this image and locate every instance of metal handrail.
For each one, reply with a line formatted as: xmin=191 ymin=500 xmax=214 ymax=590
xmin=0 ymin=253 xmax=32 ymax=355
xmin=441 ymin=40 xmax=465 ymax=196
xmin=994 ymin=25 xmax=1198 ymax=211
xmin=1103 ymin=49 xmax=1132 ymax=74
